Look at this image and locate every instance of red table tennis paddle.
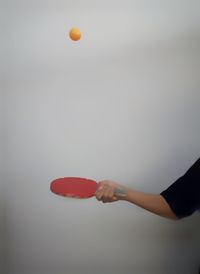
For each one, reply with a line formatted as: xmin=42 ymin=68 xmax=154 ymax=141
xmin=50 ymin=177 xmax=126 ymax=199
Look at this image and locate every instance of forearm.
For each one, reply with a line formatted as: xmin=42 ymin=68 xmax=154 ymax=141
xmin=123 ymin=188 xmax=178 ymax=220
xmin=96 ymin=180 xmax=178 ymax=220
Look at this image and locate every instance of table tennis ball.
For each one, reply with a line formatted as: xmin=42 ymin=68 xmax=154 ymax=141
xmin=69 ymin=27 xmax=81 ymax=41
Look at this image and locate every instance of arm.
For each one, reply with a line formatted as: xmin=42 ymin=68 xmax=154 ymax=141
xmin=95 ymin=180 xmax=178 ymax=220
xmin=124 ymin=188 xmax=178 ymax=220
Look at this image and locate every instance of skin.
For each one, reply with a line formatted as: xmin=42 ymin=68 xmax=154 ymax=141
xmin=95 ymin=180 xmax=178 ymax=220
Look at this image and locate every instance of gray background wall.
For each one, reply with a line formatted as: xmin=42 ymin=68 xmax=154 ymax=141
xmin=1 ymin=1 xmax=200 ymax=274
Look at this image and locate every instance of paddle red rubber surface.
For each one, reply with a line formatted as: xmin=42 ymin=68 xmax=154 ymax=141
xmin=50 ymin=177 xmax=98 ymax=198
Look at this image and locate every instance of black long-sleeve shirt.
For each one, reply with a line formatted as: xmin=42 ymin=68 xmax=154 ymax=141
xmin=160 ymin=158 xmax=200 ymax=218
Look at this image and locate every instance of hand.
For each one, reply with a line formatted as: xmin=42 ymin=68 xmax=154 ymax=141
xmin=95 ymin=180 xmax=127 ymax=203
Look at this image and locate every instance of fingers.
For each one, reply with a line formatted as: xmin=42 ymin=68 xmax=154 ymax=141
xmin=102 ymin=187 xmax=114 ymax=203
xmin=95 ymin=185 xmax=104 ymax=201
xmin=95 ymin=180 xmax=119 ymax=203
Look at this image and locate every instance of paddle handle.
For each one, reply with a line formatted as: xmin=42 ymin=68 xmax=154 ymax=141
xmin=113 ymin=187 xmax=127 ymax=197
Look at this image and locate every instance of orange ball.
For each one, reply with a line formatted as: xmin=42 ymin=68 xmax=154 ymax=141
xmin=69 ymin=28 xmax=82 ymax=41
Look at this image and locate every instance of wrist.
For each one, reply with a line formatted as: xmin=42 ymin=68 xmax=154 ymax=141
xmin=123 ymin=187 xmax=135 ymax=201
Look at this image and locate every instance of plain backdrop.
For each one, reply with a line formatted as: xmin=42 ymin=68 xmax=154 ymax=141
xmin=1 ymin=1 xmax=200 ymax=274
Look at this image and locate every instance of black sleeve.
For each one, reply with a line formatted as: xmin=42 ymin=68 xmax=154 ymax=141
xmin=160 ymin=158 xmax=200 ymax=219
